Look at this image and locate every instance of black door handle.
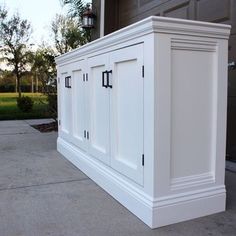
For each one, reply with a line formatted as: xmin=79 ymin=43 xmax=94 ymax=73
xmin=107 ymin=70 xmax=112 ymax=88
xmin=102 ymin=70 xmax=108 ymax=88
xmin=65 ymin=76 xmax=71 ymax=88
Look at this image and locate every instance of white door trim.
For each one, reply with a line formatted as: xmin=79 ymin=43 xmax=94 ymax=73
xmin=100 ymin=0 xmax=105 ymax=37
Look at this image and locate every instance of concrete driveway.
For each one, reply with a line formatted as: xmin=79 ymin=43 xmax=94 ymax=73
xmin=0 ymin=120 xmax=235 ymax=236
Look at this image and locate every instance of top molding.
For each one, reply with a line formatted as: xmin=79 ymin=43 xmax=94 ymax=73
xmin=56 ymin=16 xmax=231 ymax=65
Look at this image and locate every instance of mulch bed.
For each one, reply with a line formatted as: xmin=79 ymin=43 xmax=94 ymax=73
xmin=31 ymin=122 xmax=58 ymax=133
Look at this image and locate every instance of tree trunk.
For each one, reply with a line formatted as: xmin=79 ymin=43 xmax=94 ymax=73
xmin=36 ymin=76 xmax=38 ymax=93
xmin=17 ymin=77 xmax=21 ymax=98
xmin=31 ymin=75 xmax=34 ymax=93
xmin=15 ymin=77 xmax=18 ymax=93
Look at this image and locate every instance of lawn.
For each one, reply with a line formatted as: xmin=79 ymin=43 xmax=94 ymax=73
xmin=0 ymin=93 xmax=52 ymax=120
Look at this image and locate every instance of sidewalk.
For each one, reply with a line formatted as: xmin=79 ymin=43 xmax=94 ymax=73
xmin=0 ymin=120 xmax=235 ymax=236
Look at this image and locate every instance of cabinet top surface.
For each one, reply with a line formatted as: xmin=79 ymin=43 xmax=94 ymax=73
xmin=56 ymin=16 xmax=231 ymax=65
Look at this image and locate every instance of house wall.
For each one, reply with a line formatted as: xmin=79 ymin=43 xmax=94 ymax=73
xmin=92 ymin=0 xmax=236 ymax=161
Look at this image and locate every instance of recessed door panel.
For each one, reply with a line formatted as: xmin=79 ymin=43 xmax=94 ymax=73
xmin=110 ymin=44 xmax=144 ymax=185
xmin=88 ymin=55 xmax=110 ymax=165
xmin=59 ymin=67 xmax=72 ymax=142
xmin=71 ymin=62 xmax=87 ymax=151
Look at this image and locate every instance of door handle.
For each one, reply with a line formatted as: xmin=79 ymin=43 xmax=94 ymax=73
xmin=102 ymin=70 xmax=108 ymax=88
xmin=107 ymin=70 xmax=112 ymax=88
xmin=65 ymin=76 xmax=71 ymax=88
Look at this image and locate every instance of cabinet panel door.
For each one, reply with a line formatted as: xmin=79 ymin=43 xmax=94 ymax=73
xmin=87 ymin=54 xmax=110 ymax=165
xmin=71 ymin=61 xmax=87 ymax=151
xmin=110 ymin=44 xmax=144 ymax=185
xmin=59 ymin=66 xmax=72 ymax=142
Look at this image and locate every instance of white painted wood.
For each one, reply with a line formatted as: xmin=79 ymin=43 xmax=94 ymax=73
xmin=58 ymin=65 xmax=72 ymax=142
xmin=87 ymin=54 xmax=110 ymax=165
xmin=170 ymin=41 xmax=217 ymax=179
xmin=109 ymin=44 xmax=144 ymax=185
xmin=153 ymin=33 xmax=172 ymax=197
xmin=56 ymin=16 xmax=231 ymax=228
xmin=71 ymin=61 xmax=87 ymax=151
xmin=100 ymin=0 xmax=105 ymax=37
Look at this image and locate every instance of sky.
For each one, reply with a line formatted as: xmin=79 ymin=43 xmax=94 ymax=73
xmin=0 ymin=0 xmax=73 ymax=46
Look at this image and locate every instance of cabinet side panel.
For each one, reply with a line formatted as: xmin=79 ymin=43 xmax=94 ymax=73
xmin=170 ymin=40 xmax=217 ymax=182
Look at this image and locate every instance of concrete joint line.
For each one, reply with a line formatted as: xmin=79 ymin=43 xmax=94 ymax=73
xmin=0 ymin=177 xmax=89 ymax=192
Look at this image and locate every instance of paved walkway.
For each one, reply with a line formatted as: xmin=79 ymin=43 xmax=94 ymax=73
xmin=0 ymin=119 xmax=235 ymax=236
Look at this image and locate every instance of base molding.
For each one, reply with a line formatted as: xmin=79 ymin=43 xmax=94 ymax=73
xmin=57 ymin=138 xmax=226 ymax=228
xmin=152 ymin=192 xmax=225 ymax=227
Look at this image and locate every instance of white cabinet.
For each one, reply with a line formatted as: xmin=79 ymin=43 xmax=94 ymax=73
xmin=56 ymin=16 xmax=230 ymax=228
xmin=59 ymin=45 xmax=144 ymax=184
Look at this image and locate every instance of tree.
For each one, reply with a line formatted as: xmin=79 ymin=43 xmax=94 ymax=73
xmin=60 ymin=0 xmax=91 ymax=42
xmin=0 ymin=6 xmax=7 ymax=23
xmin=52 ymin=14 xmax=87 ymax=55
xmin=61 ymin=0 xmax=85 ymax=18
xmin=30 ymin=46 xmax=58 ymax=120
xmin=31 ymin=46 xmax=56 ymax=90
xmin=0 ymin=7 xmax=32 ymax=97
xmin=0 ymin=69 xmax=15 ymax=92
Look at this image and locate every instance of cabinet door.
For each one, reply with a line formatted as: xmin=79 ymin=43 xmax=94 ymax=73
xmin=59 ymin=65 xmax=72 ymax=142
xmin=109 ymin=44 xmax=144 ymax=185
xmin=71 ymin=61 xmax=88 ymax=151
xmin=87 ymin=54 xmax=110 ymax=165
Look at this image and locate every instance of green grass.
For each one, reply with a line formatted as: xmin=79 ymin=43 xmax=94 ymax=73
xmin=0 ymin=93 xmax=52 ymax=120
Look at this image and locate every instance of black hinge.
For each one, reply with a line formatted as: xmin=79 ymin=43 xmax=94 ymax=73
xmin=84 ymin=130 xmax=86 ymax=138
xmin=58 ymin=120 xmax=61 ymax=126
xmin=86 ymin=73 xmax=88 ymax=81
xmin=142 ymin=154 xmax=144 ymax=166
xmin=87 ymin=131 xmax=89 ymax=140
xmin=142 ymin=65 xmax=144 ymax=78
xmin=83 ymin=74 xmax=85 ymax=82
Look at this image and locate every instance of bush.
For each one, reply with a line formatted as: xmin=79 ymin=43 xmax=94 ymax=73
xmin=0 ymin=85 xmax=43 ymax=92
xmin=0 ymin=85 xmax=15 ymax=92
xmin=47 ymin=94 xmax=57 ymax=111
xmin=47 ymin=94 xmax=57 ymax=121
xmin=17 ymin=96 xmax=34 ymax=112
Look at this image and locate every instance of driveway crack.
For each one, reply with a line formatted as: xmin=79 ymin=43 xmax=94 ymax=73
xmin=0 ymin=177 xmax=89 ymax=192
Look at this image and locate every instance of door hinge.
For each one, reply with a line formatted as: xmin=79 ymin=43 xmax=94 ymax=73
xmin=83 ymin=74 xmax=85 ymax=82
xmin=84 ymin=130 xmax=89 ymax=139
xmin=142 ymin=154 xmax=144 ymax=166
xmin=228 ymin=61 xmax=236 ymax=70
xmin=86 ymin=73 xmax=88 ymax=81
xmin=142 ymin=65 xmax=144 ymax=78
xmin=58 ymin=120 xmax=61 ymax=126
